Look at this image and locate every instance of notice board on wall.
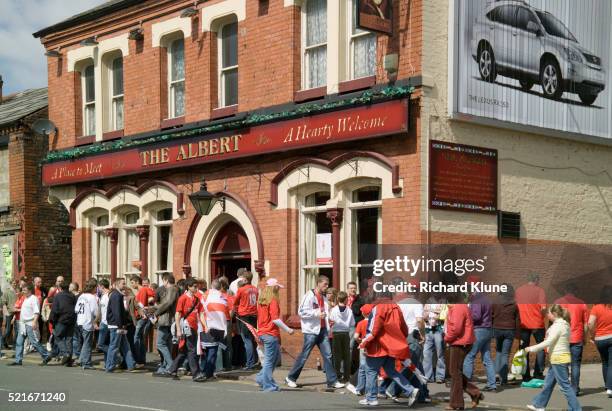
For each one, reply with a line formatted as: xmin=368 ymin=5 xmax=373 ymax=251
xmin=429 ymin=140 xmax=498 ymax=213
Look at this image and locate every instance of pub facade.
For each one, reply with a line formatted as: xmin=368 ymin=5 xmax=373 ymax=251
xmin=34 ymin=0 xmax=422 ymax=348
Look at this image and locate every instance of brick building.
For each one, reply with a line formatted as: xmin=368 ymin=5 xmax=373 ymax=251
xmin=34 ymin=0 xmax=611 ymax=362
xmin=0 ymin=82 xmax=72 ymax=289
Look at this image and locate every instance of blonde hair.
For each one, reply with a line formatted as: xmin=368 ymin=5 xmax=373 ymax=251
xmin=258 ymin=286 xmax=279 ymax=305
xmin=549 ymin=304 xmax=571 ymax=323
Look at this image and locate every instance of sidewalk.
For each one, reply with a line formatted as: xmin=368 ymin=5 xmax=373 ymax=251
xmin=235 ymin=364 xmax=609 ymax=410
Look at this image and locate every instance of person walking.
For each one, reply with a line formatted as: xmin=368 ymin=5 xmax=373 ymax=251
xmin=97 ymin=279 xmax=111 ymax=364
xmin=160 ymin=278 xmax=205 ymax=381
xmin=133 ymin=275 xmax=155 ymax=367
xmin=516 ymin=273 xmax=547 ymax=381
xmin=49 ymin=281 xmax=77 ymax=366
xmin=234 ymin=271 xmax=259 ymax=370
xmin=329 ymin=291 xmax=355 ymax=384
xmin=285 ymin=275 xmax=344 ymax=390
xmin=358 ymin=292 xmax=419 ymax=407
xmin=526 ymin=305 xmax=582 ymax=411
xmin=75 ymin=279 xmax=99 ymax=369
xmin=105 ymin=278 xmax=136 ymax=372
xmin=492 ymin=284 xmax=519 ymax=386
xmin=588 ymin=285 xmax=612 ymax=398
xmin=255 ymin=278 xmax=294 ymax=392
xmin=463 ymin=281 xmax=497 ymax=392
xmin=347 ymin=304 xmax=373 ymax=396
xmin=1 ymin=280 xmax=17 ymax=349
xmin=200 ymin=279 xmax=229 ymax=379
xmin=11 ymin=284 xmax=51 ymax=366
xmin=445 ymin=303 xmax=483 ymax=410
xmin=151 ymin=273 xmax=178 ymax=376
xmin=423 ymin=296 xmax=446 ymax=384
xmin=555 ymin=284 xmax=589 ymax=396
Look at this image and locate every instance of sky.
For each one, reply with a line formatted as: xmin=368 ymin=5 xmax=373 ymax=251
xmin=0 ymin=0 xmax=106 ymax=94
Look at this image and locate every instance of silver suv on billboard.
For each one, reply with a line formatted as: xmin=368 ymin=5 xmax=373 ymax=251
xmin=472 ymin=0 xmax=606 ymax=105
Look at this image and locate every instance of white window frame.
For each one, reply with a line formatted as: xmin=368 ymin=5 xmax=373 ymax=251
xmin=345 ymin=186 xmax=382 ymax=288
xmin=298 ymin=188 xmax=332 ymax=300
xmin=151 ymin=207 xmax=173 ymax=282
xmin=120 ymin=210 xmax=141 ymax=278
xmin=92 ymin=213 xmax=111 ymax=279
xmin=110 ymin=56 xmax=124 ymax=131
xmin=301 ymin=0 xmax=327 ymax=90
xmin=168 ymin=37 xmax=185 ymax=119
xmin=81 ymin=63 xmax=96 ymax=136
xmin=347 ymin=0 xmax=377 ymax=80
xmin=218 ymin=21 xmax=238 ymax=108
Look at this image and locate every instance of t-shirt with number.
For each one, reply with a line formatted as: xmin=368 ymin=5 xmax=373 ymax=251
xmin=75 ymin=293 xmax=99 ymax=331
xmin=235 ymin=284 xmax=258 ymax=317
xmin=176 ymin=293 xmax=202 ymax=331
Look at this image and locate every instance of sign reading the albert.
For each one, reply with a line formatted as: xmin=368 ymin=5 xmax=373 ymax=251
xmin=43 ymin=99 xmax=408 ymax=186
xmin=429 ymin=140 xmax=498 ymax=213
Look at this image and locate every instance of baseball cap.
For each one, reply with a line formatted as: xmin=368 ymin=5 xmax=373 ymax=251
xmin=266 ymin=278 xmax=284 ymax=288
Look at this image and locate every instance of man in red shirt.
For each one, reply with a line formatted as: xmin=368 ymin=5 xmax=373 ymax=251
xmin=159 ymin=278 xmax=205 ymax=381
xmin=516 ymin=273 xmax=547 ymax=381
xmin=132 ymin=275 xmax=155 ymax=366
xmin=234 ymin=271 xmax=259 ymax=370
xmin=555 ymin=284 xmax=589 ymax=396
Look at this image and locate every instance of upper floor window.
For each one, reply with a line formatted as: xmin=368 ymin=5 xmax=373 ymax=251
xmin=219 ymin=21 xmax=238 ymax=107
xmin=82 ymin=63 xmax=96 ymax=136
xmin=302 ymin=0 xmax=327 ymax=89
xmin=349 ymin=1 xmax=377 ymax=79
xmin=110 ymin=56 xmax=124 ymax=130
xmin=169 ymin=38 xmax=185 ymax=118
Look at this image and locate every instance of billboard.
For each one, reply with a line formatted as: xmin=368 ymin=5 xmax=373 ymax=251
xmin=452 ymin=0 xmax=612 ymax=141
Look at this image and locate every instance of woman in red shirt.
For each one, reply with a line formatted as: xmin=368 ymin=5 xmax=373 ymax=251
xmin=255 ymin=278 xmax=294 ymax=392
xmin=588 ymin=285 xmax=612 ymax=397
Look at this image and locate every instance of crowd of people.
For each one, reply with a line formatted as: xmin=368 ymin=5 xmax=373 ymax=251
xmin=0 ymin=271 xmax=611 ymax=411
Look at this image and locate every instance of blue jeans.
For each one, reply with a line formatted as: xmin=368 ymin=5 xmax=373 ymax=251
xmin=97 ymin=323 xmax=109 ymax=363
xmin=494 ymin=329 xmax=514 ymax=384
xmin=423 ymin=328 xmax=445 ymax=382
xmin=79 ymin=328 xmax=94 ymax=367
xmin=365 ymin=356 xmax=415 ymax=402
xmin=156 ymin=326 xmax=173 ymax=373
xmin=463 ymin=327 xmax=496 ymax=389
xmin=256 ymin=335 xmax=281 ymax=392
xmin=238 ymin=315 xmax=257 ymax=368
xmin=134 ymin=318 xmax=151 ymax=364
xmin=201 ymin=345 xmax=219 ymax=378
xmin=569 ymin=343 xmax=583 ymax=394
xmin=355 ymin=350 xmax=367 ymax=393
xmin=72 ymin=326 xmax=83 ymax=358
xmin=287 ymin=328 xmax=338 ymax=386
xmin=15 ymin=324 xmax=49 ymax=364
xmin=595 ymin=337 xmax=612 ymax=390
xmin=105 ymin=328 xmax=135 ymax=371
xmin=532 ymin=363 xmax=581 ymax=411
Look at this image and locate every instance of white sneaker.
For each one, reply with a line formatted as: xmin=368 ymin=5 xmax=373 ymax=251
xmin=331 ymin=381 xmax=345 ymax=389
xmin=358 ymin=399 xmax=379 ymax=406
xmin=385 ymin=390 xmax=401 ymax=403
xmin=527 ymin=405 xmax=545 ymax=411
xmin=346 ymin=383 xmax=359 ymax=395
xmin=606 ymin=389 xmax=612 ymax=398
xmin=407 ymin=388 xmax=419 ymax=407
xmin=285 ymin=377 xmax=298 ymax=388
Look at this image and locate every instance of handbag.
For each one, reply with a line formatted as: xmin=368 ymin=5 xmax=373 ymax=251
xmin=178 ymin=298 xmax=199 ymax=338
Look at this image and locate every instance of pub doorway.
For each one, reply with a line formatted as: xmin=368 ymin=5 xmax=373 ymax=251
xmin=209 ymin=221 xmax=251 ymax=283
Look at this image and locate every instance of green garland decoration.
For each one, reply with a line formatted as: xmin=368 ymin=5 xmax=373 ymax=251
xmin=45 ymin=85 xmax=412 ymax=163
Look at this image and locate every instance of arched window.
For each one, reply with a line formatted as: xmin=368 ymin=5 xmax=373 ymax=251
xmin=152 ymin=207 xmax=173 ymax=283
xmin=121 ymin=209 xmax=140 ymax=277
xmin=347 ymin=185 xmax=381 ymax=291
xmin=218 ymin=20 xmax=238 ymax=107
xmin=299 ymin=189 xmax=332 ymax=296
xmin=81 ymin=63 xmax=96 ymax=136
xmin=110 ymin=56 xmax=124 ymax=130
xmin=92 ymin=213 xmax=110 ymax=279
xmin=168 ymin=37 xmax=185 ymax=118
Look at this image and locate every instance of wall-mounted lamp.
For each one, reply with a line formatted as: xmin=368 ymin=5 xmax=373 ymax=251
xmin=383 ymin=53 xmax=399 ymax=83
xmin=189 ymin=180 xmax=225 ymax=216
xmin=44 ymin=49 xmax=61 ymax=58
xmin=180 ymin=7 xmax=198 ymax=18
xmin=128 ymin=28 xmax=144 ymax=41
xmin=80 ymin=36 xmax=98 ymax=46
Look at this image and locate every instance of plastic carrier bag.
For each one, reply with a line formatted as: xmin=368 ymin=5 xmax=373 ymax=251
xmin=511 ymin=349 xmax=526 ymax=377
